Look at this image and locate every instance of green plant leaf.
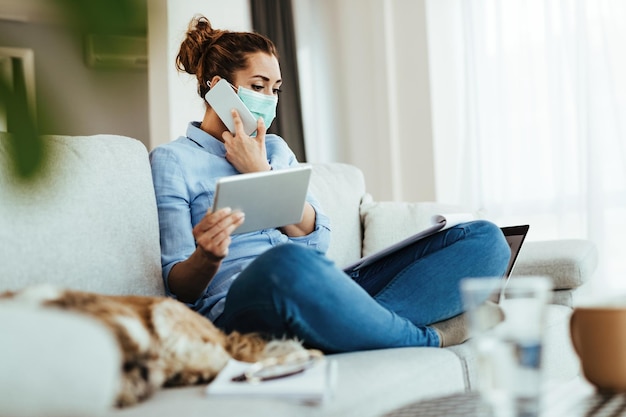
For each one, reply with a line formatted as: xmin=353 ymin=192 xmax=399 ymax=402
xmin=0 ymin=66 xmax=45 ymax=181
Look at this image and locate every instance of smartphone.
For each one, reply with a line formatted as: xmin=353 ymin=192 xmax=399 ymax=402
xmin=204 ymin=79 xmax=258 ymax=135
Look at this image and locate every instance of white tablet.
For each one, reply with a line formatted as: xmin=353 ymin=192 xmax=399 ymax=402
xmin=213 ymin=165 xmax=313 ymax=234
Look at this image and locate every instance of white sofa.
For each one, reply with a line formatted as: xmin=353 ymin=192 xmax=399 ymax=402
xmin=0 ymin=134 xmax=598 ymax=417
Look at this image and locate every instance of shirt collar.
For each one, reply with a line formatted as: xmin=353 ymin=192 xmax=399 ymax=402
xmin=185 ymin=121 xmax=226 ymax=157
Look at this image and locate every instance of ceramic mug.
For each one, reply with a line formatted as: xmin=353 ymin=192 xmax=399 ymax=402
xmin=570 ymin=302 xmax=626 ymax=392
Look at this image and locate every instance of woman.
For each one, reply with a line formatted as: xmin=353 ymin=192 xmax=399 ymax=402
xmin=149 ymin=15 xmax=511 ymax=352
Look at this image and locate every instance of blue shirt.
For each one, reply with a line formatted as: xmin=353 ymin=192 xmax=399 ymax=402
xmin=149 ymin=122 xmax=331 ymax=321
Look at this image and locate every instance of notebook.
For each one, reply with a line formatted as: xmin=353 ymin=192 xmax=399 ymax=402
xmin=206 ymin=357 xmax=338 ymax=405
xmin=342 ymin=213 xmax=477 ymax=271
xmin=213 ymin=165 xmax=312 ymax=234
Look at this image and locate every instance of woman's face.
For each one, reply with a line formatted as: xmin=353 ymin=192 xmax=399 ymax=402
xmin=232 ymin=52 xmax=282 ymax=98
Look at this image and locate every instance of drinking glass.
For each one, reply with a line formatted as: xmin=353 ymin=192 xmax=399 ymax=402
xmin=461 ymin=276 xmax=553 ymax=417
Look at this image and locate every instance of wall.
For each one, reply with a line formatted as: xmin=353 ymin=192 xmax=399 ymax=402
xmin=0 ymin=18 xmax=150 ymax=147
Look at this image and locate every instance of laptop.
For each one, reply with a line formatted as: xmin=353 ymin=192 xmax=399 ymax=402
xmin=494 ymin=224 xmax=530 ymax=302
xmin=501 ymin=225 xmax=529 ymax=278
xmin=213 ymin=165 xmax=312 ymax=234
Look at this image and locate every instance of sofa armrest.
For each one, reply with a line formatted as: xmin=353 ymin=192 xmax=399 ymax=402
xmin=0 ymin=304 xmax=121 ymax=417
xmin=512 ymin=239 xmax=598 ymax=291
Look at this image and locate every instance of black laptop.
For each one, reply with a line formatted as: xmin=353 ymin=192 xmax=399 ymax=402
xmin=493 ymin=224 xmax=530 ymax=302
xmin=501 ymin=224 xmax=530 ymax=280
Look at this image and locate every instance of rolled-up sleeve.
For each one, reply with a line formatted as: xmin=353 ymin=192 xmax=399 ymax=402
xmin=286 ymin=191 xmax=331 ymax=253
xmin=149 ymin=147 xmax=195 ymax=295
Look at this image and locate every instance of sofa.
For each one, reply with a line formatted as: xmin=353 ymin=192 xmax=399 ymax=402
xmin=0 ymin=133 xmax=598 ymax=417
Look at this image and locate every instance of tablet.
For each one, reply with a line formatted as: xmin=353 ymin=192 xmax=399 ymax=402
xmin=213 ymin=165 xmax=312 ymax=234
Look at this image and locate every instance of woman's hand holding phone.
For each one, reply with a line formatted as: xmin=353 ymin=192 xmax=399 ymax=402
xmin=222 ymin=109 xmax=271 ymax=173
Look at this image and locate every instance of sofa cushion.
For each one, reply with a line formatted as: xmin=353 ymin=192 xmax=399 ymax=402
xmin=359 ymin=197 xmax=479 ymax=257
xmin=309 ymin=163 xmax=366 ymax=269
xmin=0 ymin=134 xmax=164 ymax=296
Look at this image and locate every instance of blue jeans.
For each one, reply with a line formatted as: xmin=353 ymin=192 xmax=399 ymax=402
xmin=214 ymin=220 xmax=510 ymax=351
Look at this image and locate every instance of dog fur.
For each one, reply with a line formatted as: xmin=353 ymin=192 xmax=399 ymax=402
xmin=0 ymin=285 xmax=317 ymax=407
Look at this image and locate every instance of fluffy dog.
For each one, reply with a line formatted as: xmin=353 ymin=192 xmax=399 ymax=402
xmin=0 ymin=285 xmax=316 ymax=407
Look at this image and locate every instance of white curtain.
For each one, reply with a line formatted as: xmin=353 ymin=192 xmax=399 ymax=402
xmin=427 ymin=0 xmax=626 ymax=290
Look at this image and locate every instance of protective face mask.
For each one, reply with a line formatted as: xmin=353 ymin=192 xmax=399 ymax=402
xmin=237 ymin=86 xmax=278 ymax=130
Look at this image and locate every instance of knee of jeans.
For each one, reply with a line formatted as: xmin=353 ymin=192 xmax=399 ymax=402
xmin=472 ymin=220 xmax=512 ymax=270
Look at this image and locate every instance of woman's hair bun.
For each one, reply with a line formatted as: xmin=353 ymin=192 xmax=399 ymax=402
xmin=176 ymin=14 xmax=278 ymax=99
xmin=177 ymin=15 xmax=220 ymax=76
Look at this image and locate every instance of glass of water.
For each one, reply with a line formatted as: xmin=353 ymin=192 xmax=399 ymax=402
xmin=461 ymin=276 xmax=553 ymax=417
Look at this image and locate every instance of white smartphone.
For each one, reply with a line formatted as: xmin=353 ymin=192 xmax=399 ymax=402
xmin=204 ymin=79 xmax=258 ymax=135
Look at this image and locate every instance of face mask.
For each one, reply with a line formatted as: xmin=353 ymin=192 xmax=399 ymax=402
xmin=237 ymin=86 xmax=278 ymax=130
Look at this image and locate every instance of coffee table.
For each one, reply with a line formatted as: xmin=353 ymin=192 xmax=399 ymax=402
xmin=381 ymin=377 xmax=626 ymax=417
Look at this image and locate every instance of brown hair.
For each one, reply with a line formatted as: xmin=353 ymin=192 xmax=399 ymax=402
xmin=176 ymin=15 xmax=279 ymax=99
